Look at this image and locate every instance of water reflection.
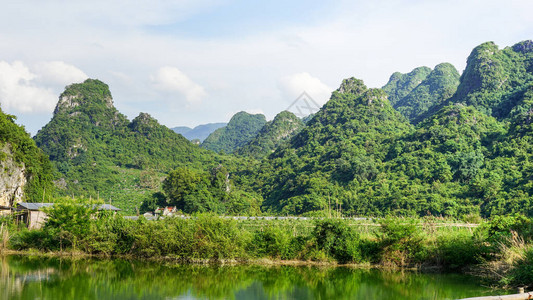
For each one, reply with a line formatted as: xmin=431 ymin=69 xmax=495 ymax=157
xmin=0 ymin=255 xmax=504 ymax=300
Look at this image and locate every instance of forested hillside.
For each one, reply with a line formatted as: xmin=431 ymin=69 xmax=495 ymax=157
xmin=235 ymin=111 xmax=304 ymax=159
xmin=432 ymin=40 xmax=533 ymax=120
xmin=16 ymin=40 xmax=533 ymax=218
xmin=246 ymin=40 xmax=533 ymax=218
xmin=201 ymin=111 xmax=267 ymax=153
xmin=385 ymin=63 xmax=460 ymax=123
xmin=0 ymin=107 xmax=54 ymax=205
xmin=382 ymin=66 xmax=432 ymax=107
xmin=252 ymin=78 xmax=412 ymax=215
xmin=33 ymin=79 xmax=259 ymax=214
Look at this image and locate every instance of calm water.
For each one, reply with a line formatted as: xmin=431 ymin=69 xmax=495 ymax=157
xmin=0 ymin=255 xmax=508 ymax=300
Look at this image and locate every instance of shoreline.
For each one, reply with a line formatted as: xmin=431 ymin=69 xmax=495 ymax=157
xmin=0 ymin=249 xmax=435 ymax=271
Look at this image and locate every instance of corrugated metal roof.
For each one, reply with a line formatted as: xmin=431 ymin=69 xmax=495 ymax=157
xmin=98 ymin=204 xmax=121 ymax=211
xmin=16 ymin=203 xmax=121 ymax=211
xmin=124 ymin=215 xmax=157 ymax=221
xmin=17 ymin=203 xmax=54 ymax=210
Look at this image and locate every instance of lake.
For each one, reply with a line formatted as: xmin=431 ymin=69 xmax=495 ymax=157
xmin=0 ymin=255 xmax=508 ymax=299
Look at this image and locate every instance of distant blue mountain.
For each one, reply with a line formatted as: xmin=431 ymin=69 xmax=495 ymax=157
xmin=172 ymin=123 xmax=227 ymax=142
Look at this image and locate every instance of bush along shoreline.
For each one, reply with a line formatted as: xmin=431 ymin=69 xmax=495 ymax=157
xmin=1 ymin=200 xmax=533 ymax=288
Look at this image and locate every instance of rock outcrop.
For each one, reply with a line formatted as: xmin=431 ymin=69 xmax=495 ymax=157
xmin=0 ymin=144 xmax=27 ymax=207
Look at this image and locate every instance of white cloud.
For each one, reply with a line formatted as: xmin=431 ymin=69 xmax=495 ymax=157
xmin=0 ymin=61 xmax=57 ymax=113
xmin=0 ymin=61 xmax=88 ymax=114
xmin=151 ymin=66 xmax=207 ymax=104
xmin=0 ymin=0 xmax=532 ymax=133
xmin=33 ymin=61 xmax=88 ymax=86
xmin=278 ymin=72 xmax=332 ymax=105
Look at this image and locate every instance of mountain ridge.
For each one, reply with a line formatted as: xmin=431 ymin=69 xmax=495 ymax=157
xmin=172 ymin=123 xmax=227 ymax=142
xmin=201 ymin=111 xmax=267 ymax=153
xmin=7 ymin=39 xmax=533 ymax=218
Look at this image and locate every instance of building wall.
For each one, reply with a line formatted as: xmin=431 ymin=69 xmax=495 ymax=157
xmin=29 ymin=211 xmax=47 ymax=230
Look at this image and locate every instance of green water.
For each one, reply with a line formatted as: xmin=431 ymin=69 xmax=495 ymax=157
xmin=0 ymin=255 xmax=508 ymax=300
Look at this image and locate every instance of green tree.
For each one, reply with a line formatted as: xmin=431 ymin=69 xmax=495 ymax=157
xmin=43 ymin=197 xmax=101 ymax=249
xmin=162 ymin=167 xmax=205 ymax=209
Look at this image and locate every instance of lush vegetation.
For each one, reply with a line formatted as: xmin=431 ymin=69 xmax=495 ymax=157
xmin=201 ymin=111 xmax=267 ymax=153
xmin=452 ymin=41 xmax=533 ymax=119
xmin=33 ymin=80 xmax=255 ymax=214
xmin=3 ymin=201 xmax=533 ymax=287
xmin=140 ymin=166 xmax=262 ymax=215
xmin=235 ymin=111 xmax=304 ymax=159
xmin=251 ymin=78 xmax=412 ymax=215
xmin=235 ymin=41 xmax=533 ymax=218
xmin=382 ymin=66 xmax=432 ymax=107
xmin=0 ymin=107 xmax=54 ymax=202
xmin=390 ymin=63 xmax=460 ymax=123
xmin=0 ymin=40 xmax=530 ymax=221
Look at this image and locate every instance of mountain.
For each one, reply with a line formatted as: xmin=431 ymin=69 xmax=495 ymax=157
xmin=256 ymin=78 xmax=412 ymax=215
xmin=249 ymin=41 xmax=533 ymax=218
xmin=382 ymin=66 xmax=432 ymax=107
xmin=0 ymin=107 xmax=54 ymax=206
xmin=34 ymin=79 xmax=226 ymax=212
xmin=20 ymin=40 xmax=533 ymax=219
xmin=172 ymin=126 xmax=192 ymax=136
xmin=391 ymin=63 xmax=460 ymax=123
xmin=376 ymin=103 xmax=506 ymax=216
xmin=235 ymin=111 xmax=304 ymax=159
xmin=251 ymin=64 xmax=531 ymax=217
xmin=172 ymin=123 xmax=227 ymax=142
xmin=431 ymin=40 xmax=533 ymax=120
xmin=201 ymin=112 xmax=267 ymax=153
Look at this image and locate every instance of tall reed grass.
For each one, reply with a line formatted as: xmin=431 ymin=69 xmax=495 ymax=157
xmin=0 ymin=223 xmax=9 ymax=252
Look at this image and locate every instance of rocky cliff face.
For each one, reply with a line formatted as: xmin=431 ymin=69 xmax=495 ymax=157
xmin=0 ymin=144 xmax=27 ymax=207
xmin=0 ymin=106 xmax=53 ymax=204
xmin=53 ymin=81 xmax=114 ymax=115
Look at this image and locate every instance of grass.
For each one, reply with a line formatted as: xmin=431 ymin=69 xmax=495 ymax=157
xmin=477 ymin=231 xmax=532 ymax=286
xmin=5 ymin=211 xmax=533 ymax=289
xmin=0 ymin=223 xmax=10 ymax=252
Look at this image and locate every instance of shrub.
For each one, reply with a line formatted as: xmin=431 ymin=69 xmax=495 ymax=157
xmin=189 ymin=214 xmax=247 ymax=259
xmin=507 ymin=246 xmax=533 ymax=287
xmin=83 ymin=214 xmax=120 ymax=255
xmin=43 ymin=197 xmax=102 ymax=250
xmin=313 ymin=219 xmax=361 ymax=263
xmin=248 ymin=225 xmax=307 ymax=260
xmin=249 ymin=225 xmax=291 ymax=259
xmin=483 ymin=215 xmax=533 ymax=242
xmin=9 ymin=229 xmax=58 ymax=251
xmin=435 ymin=230 xmax=481 ymax=269
xmin=0 ymin=216 xmax=17 ymax=252
xmin=475 ymin=215 xmax=533 ymax=260
xmin=377 ymin=217 xmax=426 ymax=266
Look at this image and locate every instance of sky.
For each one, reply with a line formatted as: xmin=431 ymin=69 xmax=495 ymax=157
xmin=0 ymin=0 xmax=532 ymax=135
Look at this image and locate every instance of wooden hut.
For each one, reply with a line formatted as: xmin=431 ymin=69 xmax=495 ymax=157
xmin=16 ymin=202 xmax=121 ymax=229
xmin=16 ymin=203 xmax=54 ymax=229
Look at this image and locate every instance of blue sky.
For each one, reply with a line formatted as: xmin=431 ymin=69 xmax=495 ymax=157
xmin=147 ymin=0 xmax=332 ymax=38
xmin=0 ymin=0 xmax=532 ymax=135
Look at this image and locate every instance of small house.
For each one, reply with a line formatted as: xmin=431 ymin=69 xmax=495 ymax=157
xmin=155 ymin=206 xmax=177 ymax=216
xmin=16 ymin=203 xmax=54 ymax=229
xmin=16 ymin=202 xmax=121 ymax=229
